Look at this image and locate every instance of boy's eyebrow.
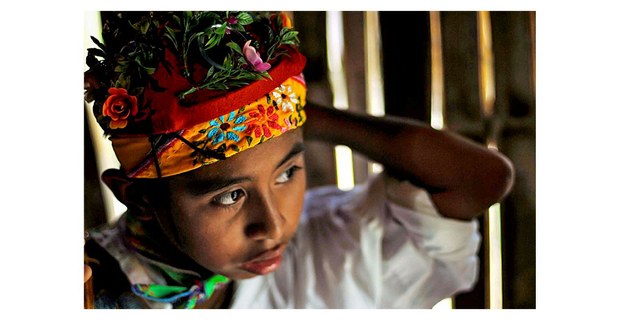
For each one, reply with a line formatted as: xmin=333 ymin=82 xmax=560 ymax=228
xmin=276 ymin=142 xmax=306 ymax=169
xmin=186 ymin=176 xmax=252 ymax=196
xmin=185 ymin=142 xmax=305 ymax=195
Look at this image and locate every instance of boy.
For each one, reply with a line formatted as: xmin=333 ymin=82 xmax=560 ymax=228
xmin=84 ymin=11 xmax=514 ymax=308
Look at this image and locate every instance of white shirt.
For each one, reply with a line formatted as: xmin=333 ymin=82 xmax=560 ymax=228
xmin=231 ymin=173 xmax=480 ymax=308
xmin=92 ymin=173 xmax=480 ymax=309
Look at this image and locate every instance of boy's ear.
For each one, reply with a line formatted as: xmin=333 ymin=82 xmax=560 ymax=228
xmin=101 ymin=169 xmax=152 ymax=212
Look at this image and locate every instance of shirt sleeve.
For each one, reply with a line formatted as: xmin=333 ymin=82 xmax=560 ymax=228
xmin=382 ymin=173 xmax=481 ymax=262
xmin=378 ymin=173 xmax=481 ymax=307
xmin=299 ymin=172 xmax=481 ymax=308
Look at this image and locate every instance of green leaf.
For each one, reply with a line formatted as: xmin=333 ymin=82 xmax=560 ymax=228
xmin=130 ymin=21 xmax=140 ymax=31
xmin=230 ymin=144 xmax=240 ymax=152
xmin=215 ymin=23 xmax=228 ymax=35
xmin=116 ymin=73 xmax=128 ymax=88
xmin=143 ymin=66 xmax=157 ymax=75
xmin=247 ymin=135 xmax=254 ymax=146
xmin=140 ymin=20 xmax=150 ymax=34
xmin=260 ymin=72 xmax=272 ymax=81
xmin=130 ymin=86 xmax=143 ymax=96
xmin=281 ymin=31 xmax=299 ymax=43
xmin=226 ymin=41 xmax=243 ymax=55
xmin=87 ymin=48 xmax=106 ymax=58
xmin=178 ymin=87 xmax=197 ymax=100
xmin=164 ymin=25 xmax=178 ymax=38
xmin=222 ymin=55 xmax=232 ymax=68
xmin=173 ymin=14 xmax=182 ymax=26
xmin=205 ymin=27 xmax=215 ymax=37
xmin=163 ymin=33 xmax=178 ymax=51
xmin=187 ymin=31 xmax=205 ymax=47
xmin=236 ymin=12 xmax=253 ymax=25
xmin=204 ymin=34 xmax=220 ymax=50
xmin=90 ymin=36 xmax=106 ymax=51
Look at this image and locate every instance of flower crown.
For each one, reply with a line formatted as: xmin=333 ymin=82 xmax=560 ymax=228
xmin=84 ymin=11 xmax=300 ymax=136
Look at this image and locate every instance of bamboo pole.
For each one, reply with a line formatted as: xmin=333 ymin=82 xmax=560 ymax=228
xmin=477 ymin=11 xmax=503 ymax=309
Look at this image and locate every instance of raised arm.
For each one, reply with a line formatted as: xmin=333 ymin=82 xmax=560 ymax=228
xmin=303 ymin=102 xmax=514 ymax=221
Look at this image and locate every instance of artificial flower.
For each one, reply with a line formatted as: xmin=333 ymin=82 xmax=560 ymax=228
xmin=271 ymin=13 xmax=292 ymax=28
xmin=243 ymin=40 xmax=271 ymax=72
xmin=102 ymin=88 xmax=138 ymax=129
xmin=226 ymin=16 xmax=238 ymax=25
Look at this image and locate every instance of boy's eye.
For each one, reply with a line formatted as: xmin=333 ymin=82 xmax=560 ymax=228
xmin=275 ymin=165 xmax=302 ymax=184
xmin=212 ymin=189 xmax=245 ymax=206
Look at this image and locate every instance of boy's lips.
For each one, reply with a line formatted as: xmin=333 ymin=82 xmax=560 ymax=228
xmin=240 ymin=244 xmax=286 ymax=275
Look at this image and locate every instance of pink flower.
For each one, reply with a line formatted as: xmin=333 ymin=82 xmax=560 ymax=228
xmin=226 ymin=16 xmax=238 ymax=25
xmin=243 ymin=40 xmax=271 ymax=72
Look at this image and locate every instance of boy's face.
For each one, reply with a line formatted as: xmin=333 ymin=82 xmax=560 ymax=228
xmin=155 ymin=129 xmax=306 ymax=279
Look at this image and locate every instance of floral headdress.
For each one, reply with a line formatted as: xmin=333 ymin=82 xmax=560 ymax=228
xmin=85 ymin=11 xmax=307 ymax=178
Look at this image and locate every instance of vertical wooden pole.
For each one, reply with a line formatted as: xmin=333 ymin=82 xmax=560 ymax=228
xmin=429 ymin=11 xmax=445 ymax=131
xmin=477 ymin=11 xmax=503 ymax=310
xmin=326 ymin=11 xmax=355 ymax=191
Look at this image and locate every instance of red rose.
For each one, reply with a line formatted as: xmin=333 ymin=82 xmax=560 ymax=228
xmin=102 ymin=88 xmax=138 ymax=129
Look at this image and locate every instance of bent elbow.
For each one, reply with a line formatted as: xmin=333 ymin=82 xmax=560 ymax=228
xmin=486 ymin=151 xmax=516 ymax=205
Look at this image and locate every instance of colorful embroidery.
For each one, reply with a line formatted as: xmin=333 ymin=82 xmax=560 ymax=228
xmin=245 ymin=105 xmax=282 ymax=139
xmin=206 ymin=111 xmax=248 ymax=146
xmin=131 ymin=275 xmax=229 ymax=309
xmin=271 ymin=84 xmax=299 ymax=113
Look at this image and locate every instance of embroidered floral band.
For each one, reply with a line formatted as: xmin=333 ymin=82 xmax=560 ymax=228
xmin=112 ymin=75 xmax=306 ymax=178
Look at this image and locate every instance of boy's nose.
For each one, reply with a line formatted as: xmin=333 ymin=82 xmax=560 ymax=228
xmin=245 ymin=195 xmax=285 ymax=241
